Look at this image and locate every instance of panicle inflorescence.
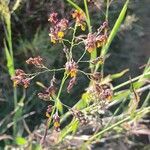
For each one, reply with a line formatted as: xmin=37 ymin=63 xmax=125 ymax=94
xmin=87 ymin=78 xmax=113 ymax=103
xmin=46 ymin=105 xmax=53 ymax=118
xmin=91 ymin=56 xmax=104 ymax=65
xmin=90 ymin=72 xmax=102 ymax=82
xmin=11 ymin=69 xmax=31 ymax=88
xmin=48 ymin=12 xmax=58 ymax=24
xmin=85 ymin=33 xmax=97 ymax=53
xmin=11 ymin=5 xmax=113 ymax=140
xmin=45 ymin=105 xmax=61 ymax=132
xmin=38 ymin=76 xmax=57 ymax=100
xmin=70 ymin=109 xmax=89 ymax=125
xmin=53 ymin=112 xmax=61 ymax=132
xmin=100 ymin=84 xmax=113 ymax=100
xmin=48 ymin=12 xmax=69 ymax=43
xmin=85 ymin=21 xmax=108 ymax=53
xmin=65 ymin=59 xmax=78 ymax=78
xmin=67 ymin=77 xmax=76 ymax=93
xmin=72 ymin=9 xmax=86 ymax=31
xmin=26 ymin=56 xmax=44 ymax=68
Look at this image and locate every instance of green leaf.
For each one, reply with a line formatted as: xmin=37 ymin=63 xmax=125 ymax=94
xmin=113 ymin=90 xmax=130 ymax=101
xmin=72 ymin=120 xmax=79 ymax=134
xmin=66 ymin=0 xmax=82 ymax=11
xmin=75 ymin=93 xmax=89 ymax=109
xmin=133 ymin=81 xmax=145 ymax=89
xmin=15 ymin=137 xmax=27 ymax=146
xmin=4 ymin=40 xmax=15 ymax=76
xmin=101 ymin=0 xmax=129 ymax=56
xmin=59 ymin=119 xmax=78 ymax=142
xmin=111 ymin=69 xmax=129 ymax=80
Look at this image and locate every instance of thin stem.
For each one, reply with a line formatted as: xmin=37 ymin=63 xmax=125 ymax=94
xmin=73 ymin=40 xmax=84 ymax=46
xmin=83 ymin=0 xmax=97 ymax=72
xmin=55 ymin=72 xmax=69 ymax=111
xmin=62 ymin=39 xmax=72 ymax=44
xmin=77 ymin=49 xmax=87 ymax=63
xmin=79 ymin=60 xmax=90 ymax=63
xmin=41 ymin=106 xmax=56 ymax=144
xmin=113 ymin=72 xmax=150 ymax=91
xmin=70 ymin=23 xmax=77 ymax=58
xmin=100 ymin=0 xmax=109 ymax=76
xmin=94 ymin=0 xmax=110 ymax=74
xmin=105 ymin=98 xmax=128 ymax=128
xmin=78 ymin=69 xmax=91 ymax=80
xmin=49 ymin=98 xmax=71 ymax=110
xmin=142 ymin=92 xmax=150 ymax=108
xmin=105 ymin=0 xmax=109 ymax=23
xmin=88 ymin=116 xmax=130 ymax=141
xmin=83 ymin=0 xmax=91 ymax=32
xmin=28 ymin=68 xmax=65 ymax=77
xmin=13 ymin=88 xmax=26 ymax=136
xmin=13 ymin=87 xmax=17 ymax=137
xmin=56 ymin=72 xmax=68 ymax=100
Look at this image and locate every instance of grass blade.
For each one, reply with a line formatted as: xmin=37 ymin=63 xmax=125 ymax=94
xmin=4 ymin=40 xmax=15 ymax=76
xmin=101 ymin=0 xmax=129 ymax=56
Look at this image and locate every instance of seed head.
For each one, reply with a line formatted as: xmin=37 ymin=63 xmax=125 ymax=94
xmin=46 ymin=105 xmax=53 ymax=118
xmin=70 ymin=109 xmax=88 ymax=125
xmin=67 ymin=77 xmax=76 ymax=93
xmin=85 ymin=33 xmax=97 ymax=53
xmin=57 ymin=18 xmax=68 ymax=31
xmin=65 ymin=59 xmax=78 ymax=78
xmin=48 ymin=12 xmax=69 ymax=43
xmin=72 ymin=9 xmax=86 ymax=31
xmin=53 ymin=112 xmax=60 ymax=132
xmin=11 ymin=69 xmax=31 ymax=88
xmin=48 ymin=12 xmax=58 ymax=24
xmin=38 ymin=76 xmax=57 ymax=100
xmin=90 ymin=72 xmax=102 ymax=82
xmin=26 ymin=56 xmax=43 ymax=68
xmin=96 ymin=34 xmax=107 ymax=48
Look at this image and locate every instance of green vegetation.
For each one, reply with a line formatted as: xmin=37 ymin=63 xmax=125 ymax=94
xmin=0 ymin=0 xmax=149 ymax=149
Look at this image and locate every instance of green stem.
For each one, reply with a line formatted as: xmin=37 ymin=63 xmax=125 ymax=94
xmin=77 ymin=49 xmax=87 ymax=63
xmin=100 ymin=0 xmax=109 ymax=75
xmin=113 ymin=72 xmax=150 ymax=91
xmin=142 ymin=92 xmax=150 ymax=108
xmin=83 ymin=0 xmax=91 ymax=32
xmin=13 ymin=88 xmax=26 ymax=137
xmin=2 ymin=3 xmax=18 ymax=137
xmin=83 ymin=0 xmax=97 ymax=72
xmin=105 ymin=0 xmax=109 ymax=22
xmin=105 ymin=98 xmax=128 ymax=128
xmin=95 ymin=0 xmax=129 ymax=72
xmin=88 ymin=116 xmax=130 ymax=142
xmin=56 ymin=72 xmax=68 ymax=112
xmin=13 ymin=87 xmax=17 ymax=137
xmin=56 ymin=73 xmax=68 ymax=100
xmin=70 ymin=23 xmax=77 ymax=58
xmin=28 ymin=67 xmax=65 ymax=77
xmin=46 ymin=73 xmax=68 ymax=134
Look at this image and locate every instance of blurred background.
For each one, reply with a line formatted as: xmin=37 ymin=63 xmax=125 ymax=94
xmin=0 ymin=0 xmax=149 ymax=146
